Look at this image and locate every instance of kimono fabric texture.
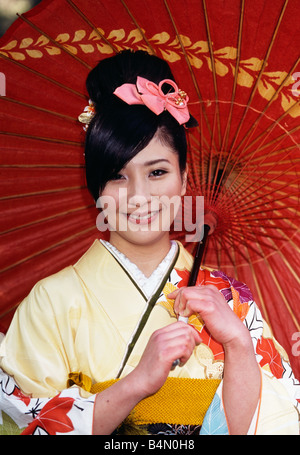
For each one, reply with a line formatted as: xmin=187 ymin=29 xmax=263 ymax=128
xmin=0 ymin=240 xmax=299 ymax=435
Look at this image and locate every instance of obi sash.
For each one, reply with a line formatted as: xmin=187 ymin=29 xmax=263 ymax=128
xmin=68 ymin=372 xmax=221 ymax=426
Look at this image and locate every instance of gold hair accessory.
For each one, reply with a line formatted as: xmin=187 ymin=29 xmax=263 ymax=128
xmin=78 ymin=100 xmax=96 ymax=131
xmin=176 ymin=90 xmax=187 ymax=105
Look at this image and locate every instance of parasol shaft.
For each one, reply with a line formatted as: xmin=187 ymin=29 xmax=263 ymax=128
xmin=171 ymin=223 xmax=210 ymax=369
xmin=187 ymin=223 xmax=210 ymax=287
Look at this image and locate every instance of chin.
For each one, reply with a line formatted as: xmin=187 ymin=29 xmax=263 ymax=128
xmin=114 ymin=229 xmax=170 ymax=247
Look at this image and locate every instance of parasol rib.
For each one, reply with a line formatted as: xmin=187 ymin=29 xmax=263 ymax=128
xmin=267 ymin=232 xmax=300 ymax=289
xmin=120 ymin=0 xmax=156 ymax=55
xmin=17 ymin=13 xmax=92 ymax=70
xmin=0 ymin=52 xmax=85 ymax=99
xmin=65 ymin=0 xmax=119 ymax=54
xmin=1 ymin=203 xmax=95 ymax=236
xmin=234 ymin=56 xmax=300 ymax=155
xmin=228 ymin=0 xmax=289 ymax=154
xmin=202 ymin=0 xmax=221 ymax=148
xmin=224 ymin=166 xmax=299 ymax=213
xmin=202 ymin=0 xmax=223 ymax=206
xmin=1 ymin=96 xmax=76 ymax=122
xmin=1 ymin=164 xmax=84 ymax=169
xmin=250 ymin=147 xmax=300 ymax=164
xmin=163 ymin=0 xmax=215 ymax=148
xmin=0 ymin=131 xmax=82 ymax=147
xmin=214 ymin=133 xmax=299 ymax=208
xmin=255 ymin=237 xmax=300 ymax=332
xmin=232 ymin=182 xmax=300 ymax=217
xmin=244 ymin=244 xmax=273 ymax=329
xmin=215 ymin=107 xmax=300 ymax=206
xmin=218 ymin=138 xmax=300 ymax=208
xmin=0 ymin=225 xmax=96 ymax=274
xmin=220 ymin=76 xmax=300 ymax=199
xmin=220 ymin=225 xmax=280 ymax=253
xmin=212 ymin=234 xmax=238 ymax=274
xmin=221 ymin=0 xmax=245 ymax=154
xmin=241 ymin=118 xmax=300 ymax=157
xmin=0 ymin=186 xmax=87 ymax=202
xmin=237 ymin=108 xmax=300 ymax=160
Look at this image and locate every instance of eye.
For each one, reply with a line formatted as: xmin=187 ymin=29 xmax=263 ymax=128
xmin=109 ymin=173 xmax=125 ymax=181
xmin=150 ymin=169 xmax=168 ymax=177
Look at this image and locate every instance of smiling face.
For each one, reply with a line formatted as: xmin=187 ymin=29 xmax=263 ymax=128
xmin=99 ymin=133 xmax=187 ymax=250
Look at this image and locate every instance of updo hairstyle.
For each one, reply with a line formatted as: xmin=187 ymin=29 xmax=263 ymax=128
xmin=84 ymin=50 xmax=196 ymax=201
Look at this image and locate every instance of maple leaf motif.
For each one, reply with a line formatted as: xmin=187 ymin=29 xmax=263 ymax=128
xmin=175 ymin=268 xmax=208 ymax=288
xmin=200 ymin=328 xmax=224 ymax=361
xmin=175 ymin=268 xmax=190 ymax=287
xmin=12 ymin=386 xmax=31 ymax=406
xmin=1 ymin=374 xmax=31 ymax=406
xmin=211 ymin=271 xmax=253 ymax=303
xmin=256 ymin=337 xmax=284 ymax=379
xmin=231 ymin=286 xmax=250 ymax=321
xmin=22 ymin=394 xmax=75 ymax=435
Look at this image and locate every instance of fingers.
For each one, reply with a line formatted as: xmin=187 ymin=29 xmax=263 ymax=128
xmin=149 ymin=322 xmax=202 ymax=366
xmin=135 ymin=321 xmax=203 ymax=396
xmin=167 ymin=285 xmax=250 ymax=347
xmin=153 ymin=321 xmax=202 ymax=348
xmin=168 ymin=285 xmax=225 ymax=318
xmin=166 ymin=323 xmax=201 ymax=365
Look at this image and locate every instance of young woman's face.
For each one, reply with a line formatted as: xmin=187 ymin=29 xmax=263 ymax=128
xmin=99 ymin=134 xmax=187 ymax=248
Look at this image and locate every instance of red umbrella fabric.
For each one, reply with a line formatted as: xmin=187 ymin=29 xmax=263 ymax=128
xmin=0 ymin=0 xmax=299 ymax=378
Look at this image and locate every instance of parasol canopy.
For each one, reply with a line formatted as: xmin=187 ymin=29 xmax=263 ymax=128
xmin=0 ymin=0 xmax=299 ymax=379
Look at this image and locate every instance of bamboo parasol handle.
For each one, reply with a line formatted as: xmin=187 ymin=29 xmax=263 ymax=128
xmin=171 ymin=222 xmax=213 ymax=370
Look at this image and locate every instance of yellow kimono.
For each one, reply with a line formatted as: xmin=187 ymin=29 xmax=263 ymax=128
xmin=0 ymin=240 xmax=299 ymax=435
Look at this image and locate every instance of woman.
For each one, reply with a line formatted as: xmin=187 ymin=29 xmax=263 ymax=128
xmin=0 ymin=50 xmax=299 ymax=435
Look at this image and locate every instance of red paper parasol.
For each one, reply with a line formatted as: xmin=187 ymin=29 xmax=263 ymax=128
xmin=0 ymin=0 xmax=299 ymax=378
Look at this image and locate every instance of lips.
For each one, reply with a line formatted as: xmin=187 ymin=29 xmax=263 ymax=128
xmin=127 ymin=210 xmax=160 ymax=225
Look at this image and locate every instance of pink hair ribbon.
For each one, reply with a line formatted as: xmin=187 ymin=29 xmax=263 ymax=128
xmin=113 ymin=76 xmax=190 ymax=125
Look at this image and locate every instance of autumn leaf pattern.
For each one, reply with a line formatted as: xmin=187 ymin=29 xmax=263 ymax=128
xmin=21 ymin=394 xmax=75 ymax=435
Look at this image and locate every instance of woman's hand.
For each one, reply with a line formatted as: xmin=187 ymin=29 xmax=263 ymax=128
xmin=167 ymin=285 xmax=250 ymax=348
xmin=131 ymin=322 xmax=202 ymax=398
xmin=168 ymin=284 xmax=261 ymax=434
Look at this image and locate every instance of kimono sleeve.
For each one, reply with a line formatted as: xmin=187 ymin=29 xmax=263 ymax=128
xmin=0 ymin=269 xmax=97 ymax=435
xmin=202 ymin=273 xmax=300 ymax=435
xmin=246 ymin=304 xmax=300 ymax=434
xmin=0 ymin=270 xmax=81 ymax=397
xmin=0 ymin=367 xmax=95 ymax=435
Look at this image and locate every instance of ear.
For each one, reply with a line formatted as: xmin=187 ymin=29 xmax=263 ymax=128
xmin=181 ymin=165 xmax=188 ymax=196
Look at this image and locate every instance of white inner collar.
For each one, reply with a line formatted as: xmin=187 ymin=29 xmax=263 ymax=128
xmin=100 ymin=239 xmax=178 ymax=298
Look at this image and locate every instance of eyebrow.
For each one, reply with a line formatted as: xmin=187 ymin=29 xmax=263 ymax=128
xmin=144 ymin=159 xmax=171 ymax=166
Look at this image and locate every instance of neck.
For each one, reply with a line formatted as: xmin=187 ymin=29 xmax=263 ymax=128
xmin=108 ymin=233 xmax=172 ymax=277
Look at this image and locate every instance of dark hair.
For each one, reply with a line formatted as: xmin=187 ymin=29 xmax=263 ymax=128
xmin=84 ymin=50 xmax=195 ymax=201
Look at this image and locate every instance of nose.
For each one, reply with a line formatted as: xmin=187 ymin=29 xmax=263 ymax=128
xmin=127 ymin=174 xmax=151 ymax=210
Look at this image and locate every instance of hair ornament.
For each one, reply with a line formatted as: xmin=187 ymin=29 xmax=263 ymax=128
xmin=114 ymin=77 xmax=190 ymax=125
xmin=78 ymin=99 xmax=96 ymax=131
